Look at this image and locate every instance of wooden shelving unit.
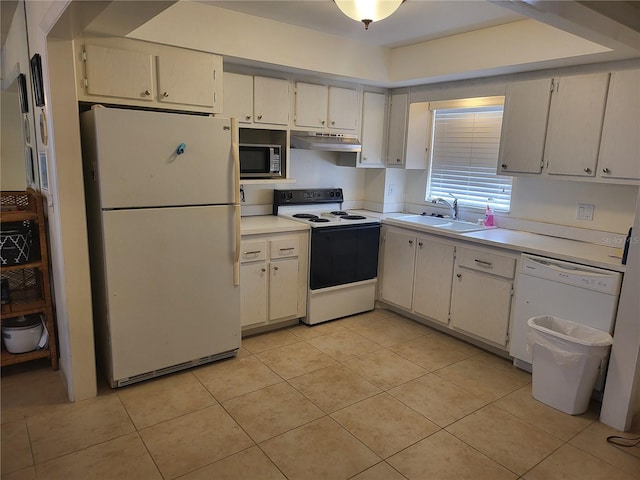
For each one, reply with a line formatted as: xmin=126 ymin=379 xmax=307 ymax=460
xmin=1 ymin=189 xmax=58 ymax=369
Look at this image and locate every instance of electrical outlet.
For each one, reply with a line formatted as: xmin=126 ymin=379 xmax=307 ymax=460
xmin=576 ymin=203 xmax=594 ymax=221
xmin=387 ymin=184 xmax=395 ymax=196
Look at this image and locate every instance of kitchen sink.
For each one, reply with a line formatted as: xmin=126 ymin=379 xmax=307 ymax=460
xmin=393 ymin=215 xmax=451 ymax=227
xmin=386 ymin=215 xmax=493 ymax=233
xmin=431 ymin=220 xmax=489 ymax=232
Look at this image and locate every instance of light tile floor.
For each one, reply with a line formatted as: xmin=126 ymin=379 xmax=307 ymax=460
xmin=2 ymin=308 xmax=639 ymax=480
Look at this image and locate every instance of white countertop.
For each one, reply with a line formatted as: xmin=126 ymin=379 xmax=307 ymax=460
xmin=241 ymin=215 xmax=310 ymax=235
xmin=460 ymin=228 xmax=625 ymax=272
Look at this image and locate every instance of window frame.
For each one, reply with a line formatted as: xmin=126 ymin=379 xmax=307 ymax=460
xmin=426 ymin=96 xmax=512 ymax=213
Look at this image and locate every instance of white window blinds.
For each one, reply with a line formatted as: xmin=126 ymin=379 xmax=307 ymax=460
xmin=427 ymin=104 xmax=512 ymax=212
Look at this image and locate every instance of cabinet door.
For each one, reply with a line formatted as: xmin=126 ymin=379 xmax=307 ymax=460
xmin=387 ymin=93 xmax=408 ymax=166
xmin=380 ymin=229 xmax=416 ymax=309
xmin=295 ymin=82 xmax=328 ymax=128
xmin=545 ymin=73 xmax=609 ymax=177
xmin=498 ymin=78 xmax=552 ymax=174
xmin=450 ymin=268 xmax=512 ymax=347
xmin=84 ymin=45 xmax=154 ymax=101
xmin=254 ymin=76 xmax=290 ymax=125
xmin=404 ymin=102 xmax=431 ymax=170
xmin=269 ymin=258 xmax=299 ymax=321
xmin=328 ymin=87 xmax=358 ymax=130
xmin=598 ymin=69 xmax=640 ymax=181
xmin=360 ymin=92 xmax=386 ymax=167
xmin=224 ymin=72 xmax=254 ymax=124
xmin=156 ymin=50 xmax=221 ymax=110
xmin=412 ymin=237 xmax=455 ymax=325
xmin=240 ymin=262 xmax=268 ymax=327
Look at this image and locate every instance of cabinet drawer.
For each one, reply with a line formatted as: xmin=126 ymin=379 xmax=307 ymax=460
xmin=457 ymin=247 xmax=516 ymax=279
xmin=270 ymin=238 xmax=299 ymax=258
xmin=240 ymin=240 xmax=267 ymax=263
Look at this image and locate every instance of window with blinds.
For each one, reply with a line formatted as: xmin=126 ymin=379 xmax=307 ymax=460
xmin=427 ymin=100 xmax=512 ymax=212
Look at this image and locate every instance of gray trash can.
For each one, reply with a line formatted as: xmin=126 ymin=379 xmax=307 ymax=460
xmin=527 ymin=316 xmax=613 ymax=415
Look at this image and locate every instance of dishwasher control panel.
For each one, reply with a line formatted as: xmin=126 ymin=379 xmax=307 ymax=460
xmin=520 ymin=254 xmax=621 ymax=295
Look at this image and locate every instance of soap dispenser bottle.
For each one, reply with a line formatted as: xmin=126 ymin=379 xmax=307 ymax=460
xmin=484 ymin=205 xmax=494 ymax=227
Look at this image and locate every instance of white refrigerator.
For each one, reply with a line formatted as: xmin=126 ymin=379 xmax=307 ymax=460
xmin=80 ymin=106 xmax=241 ymax=387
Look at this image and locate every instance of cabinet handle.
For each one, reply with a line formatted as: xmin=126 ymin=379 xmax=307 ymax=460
xmin=331 ymin=121 xmax=335 ymax=126
xmin=279 ymin=247 xmax=294 ymax=252
xmin=144 ymin=90 xmax=151 ymax=96
xmin=456 ymin=273 xmax=462 ymax=278
xmin=321 ymin=120 xmax=325 ymax=125
xmin=273 ymin=266 xmax=279 ymax=271
xmin=162 ymin=92 xmax=169 ymax=98
xmin=243 ymin=250 xmax=262 ymax=256
xmin=584 ymin=167 xmax=592 ymax=174
xmin=474 ymin=259 xmax=493 ymax=268
xmin=602 ymin=168 xmax=611 ymax=174
xmin=257 ymin=114 xmax=263 ymax=120
xmin=408 ymin=240 xmax=414 ymax=245
xmin=396 ymin=158 xmax=401 ymax=163
xmin=261 ymin=268 xmax=266 ymax=272
xmin=501 ymin=163 xmax=507 ymax=169
xmin=245 ymin=115 xmax=251 ymax=121
xmin=418 ymin=242 xmax=423 ymax=247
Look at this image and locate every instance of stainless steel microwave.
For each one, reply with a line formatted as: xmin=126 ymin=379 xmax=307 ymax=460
xmin=239 ymin=143 xmax=282 ymax=178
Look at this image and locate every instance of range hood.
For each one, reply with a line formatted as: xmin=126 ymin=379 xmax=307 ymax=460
xmin=290 ymin=131 xmax=361 ymax=153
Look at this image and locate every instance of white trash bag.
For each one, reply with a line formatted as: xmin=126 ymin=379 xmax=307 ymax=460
xmin=526 ymin=316 xmax=612 ymax=415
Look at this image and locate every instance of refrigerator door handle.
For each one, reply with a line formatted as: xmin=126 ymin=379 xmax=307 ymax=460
xmin=231 ymin=117 xmax=241 ymax=286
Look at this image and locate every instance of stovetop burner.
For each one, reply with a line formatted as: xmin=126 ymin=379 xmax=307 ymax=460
xmin=293 ymin=213 xmax=319 ymax=219
xmin=331 ymin=211 xmax=349 ymax=216
xmin=309 ymin=218 xmax=330 ymax=223
xmin=342 ymin=215 xmax=367 ymax=220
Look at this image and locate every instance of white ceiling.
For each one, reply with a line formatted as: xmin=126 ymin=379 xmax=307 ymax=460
xmin=197 ymin=0 xmax=525 ymax=48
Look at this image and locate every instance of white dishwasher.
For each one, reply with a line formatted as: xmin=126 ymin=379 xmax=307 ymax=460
xmin=510 ymin=254 xmax=621 ymax=390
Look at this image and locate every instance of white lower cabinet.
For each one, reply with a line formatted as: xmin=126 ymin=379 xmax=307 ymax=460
xmin=450 ymin=246 xmax=516 ymax=347
xmin=380 ymin=227 xmax=455 ymax=324
xmin=379 ymin=226 xmax=516 ymax=350
xmin=380 ymin=228 xmax=416 ymax=309
xmin=413 ymin=237 xmax=455 ymax=325
xmin=240 ymin=231 xmax=308 ymax=333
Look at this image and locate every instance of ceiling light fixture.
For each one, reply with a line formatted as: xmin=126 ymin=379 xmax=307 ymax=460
xmin=334 ymin=0 xmax=405 ymax=30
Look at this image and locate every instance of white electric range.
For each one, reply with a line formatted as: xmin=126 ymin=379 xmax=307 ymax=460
xmin=273 ymin=188 xmax=381 ymax=325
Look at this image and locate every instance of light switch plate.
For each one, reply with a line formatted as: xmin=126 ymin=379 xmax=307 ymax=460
xmin=577 ymin=203 xmax=594 ymax=221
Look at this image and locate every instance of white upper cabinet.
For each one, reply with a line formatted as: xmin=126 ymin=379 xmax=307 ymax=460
xmin=223 ymin=72 xmax=254 ymax=123
xmin=84 ymin=45 xmax=154 ymax=102
xmin=498 ymin=78 xmax=552 ymax=174
xmin=386 ymin=93 xmax=408 ymax=166
xmin=294 ymin=82 xmax=359 ymax=131
xmin=81 ymin=42 xmax=223 ymax=113
xmin=328 ymin=86 xmax=359 ymax=130
xmin=253 ymin=76 xmax=290 ymax=125
xmin=359 ymin=92 xmax=386 ymax=168
xmin=386 ymin=94 xmax=431 ymax=169
xmin=544 ymin=72 xmax=610 ymax=177
xmin=156 ymin=49 xmax=222 ymax=109
xmin=597 ymin=69 xmax=640 ymax=181
xmin=223 ymin=74 xmax=290 ymax=125
xmin=295 ymin=82 xmax=328 ymax=128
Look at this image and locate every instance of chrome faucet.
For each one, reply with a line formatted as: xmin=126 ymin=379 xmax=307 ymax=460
xmin=432 ymin=194 xmax=458 ymax=220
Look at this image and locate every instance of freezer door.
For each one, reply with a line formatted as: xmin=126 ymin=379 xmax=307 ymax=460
xmin=100 ymin=206 xmax=240 ymax=383
xmin=83 ymin=108 xmax=235 ymax=208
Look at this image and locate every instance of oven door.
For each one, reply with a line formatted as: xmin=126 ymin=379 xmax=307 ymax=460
xmin=309 ymin=224 xmax=381 ymax=290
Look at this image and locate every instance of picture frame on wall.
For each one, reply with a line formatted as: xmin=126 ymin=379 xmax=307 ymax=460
xmin=30 ymin=54 xmax=45 ymax=107
xmin=38 ymin=150 xmax=49 ymax=192
xmin=17 ymin=73 xmax=29 ymax=113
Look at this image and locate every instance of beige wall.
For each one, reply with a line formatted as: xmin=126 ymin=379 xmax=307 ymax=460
xmin=24 ymin=0 xmax=97 ymax=402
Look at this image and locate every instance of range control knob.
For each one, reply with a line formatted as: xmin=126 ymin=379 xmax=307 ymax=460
xmin=280 ymin=192 xmax=287 ymax=199
xmin=287 ymin=192 xmax=293 ymax=200
xmin=329 ymin=191 xmax=335 ymax=197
